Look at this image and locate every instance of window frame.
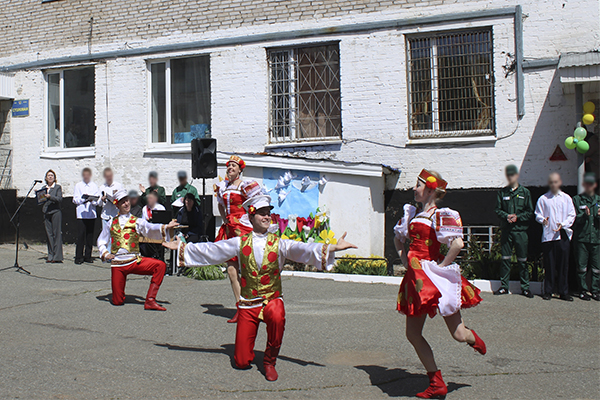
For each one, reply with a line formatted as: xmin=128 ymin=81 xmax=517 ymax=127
xmin=146 ymin=55 xmax=211 ymax=149
xmin=267 ymin=41 xmax=342 ymax=145
xmin=406 ymin=27 xmax=496 ymax=140
xmin=44 ymin=66 xmax=96 ymax=152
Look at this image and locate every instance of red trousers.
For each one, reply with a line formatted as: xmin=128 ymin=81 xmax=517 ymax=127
xmin=234 ymin=299 xmax=286 ymax=369
xmin=111 ymin=257 xmax=166 ymax=305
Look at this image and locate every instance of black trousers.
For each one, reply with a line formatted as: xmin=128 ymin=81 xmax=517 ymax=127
xmin=542 ymin=231 xmax=570 ymax=296
xmin=76 ymin=218 xmax=96 ymax=262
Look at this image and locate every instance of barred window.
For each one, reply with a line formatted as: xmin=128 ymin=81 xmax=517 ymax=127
xmin=407 ymin=29 xmax=495 ymax=139
xmin=268 ymin=44 xmax=341 ymax=143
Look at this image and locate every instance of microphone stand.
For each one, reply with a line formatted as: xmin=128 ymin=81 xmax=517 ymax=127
xmin=1 ymin=180 xmax=40 ymax=274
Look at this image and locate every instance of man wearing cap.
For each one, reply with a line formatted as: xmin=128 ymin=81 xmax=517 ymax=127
xmin=140 ymin=171 xmax=167 ymax=207
xmin=572 ymin=172 xmax=600 ymax=301
xmin=97 ymin=189 xmax=178 ymax=311
xmin=164 ymin=194 xmax=357 ymax=381
xmin=494 ymin=165 xmax=534 ymax=297
xmin=171 ymin=170 xmax=199 ymax=214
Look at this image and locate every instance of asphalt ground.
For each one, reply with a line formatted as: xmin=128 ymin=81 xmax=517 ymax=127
xmin=0 ymin=244 xmax=598 ymax=400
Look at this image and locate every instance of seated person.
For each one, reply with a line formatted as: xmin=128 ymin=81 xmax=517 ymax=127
xmin=141 ymin=191 xmax=166 ymax=221
xmin=128 ymin=190 xmax=143 ymax=218
xmin=140 ymin=191 xmax=166 ymax=261
xmin=176 ymin=193 xmax=204 ymax=243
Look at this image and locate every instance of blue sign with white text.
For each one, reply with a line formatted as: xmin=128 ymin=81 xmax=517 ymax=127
xmin=12 ymin=99 xmax=29 ymax=117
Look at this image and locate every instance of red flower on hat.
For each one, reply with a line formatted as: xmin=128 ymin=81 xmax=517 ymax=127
xmin=261 ymin=275 xmax=270 ymax=285
xmin=241 ymin=277 xmax=247 ymax=287
xmin=425 ymin=176 xmax=438 ymax=190
xmin=267 ymin=251 xmax=277 ymax=263
xmin=248 ymin=205 xmax=256 ymax=215
xmin=113 ymin=199 xmax=119 ymax=205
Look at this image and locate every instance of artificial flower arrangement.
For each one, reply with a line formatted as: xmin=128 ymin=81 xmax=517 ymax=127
xmin=271 ymin=206 xmax=337 ymax=244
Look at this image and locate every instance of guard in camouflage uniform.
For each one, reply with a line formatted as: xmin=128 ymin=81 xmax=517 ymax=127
xmin=572 ymin=172 xmax=600 ymax=301
xmin=494 ymin=165 xmax=534 ymax=298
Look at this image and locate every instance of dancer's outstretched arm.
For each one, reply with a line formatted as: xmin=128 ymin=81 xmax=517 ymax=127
xmin=163 ymin=236 xmax=240 ymax=268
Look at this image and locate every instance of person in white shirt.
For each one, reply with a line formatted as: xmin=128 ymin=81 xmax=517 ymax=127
xmin=97 ymin=189 xmax=178 ymax=311
xmin=141 ymin=191 xmax=166 ymax=222
xmin=99 ymin=167 xmax=123 ymax=230
xmin=140 ymin=191 xmax=167 ymax=261
xmin=535 ymin=172 xmax=576 ymax=301
xmin=73 ymin=168 xmax=101 ymax=264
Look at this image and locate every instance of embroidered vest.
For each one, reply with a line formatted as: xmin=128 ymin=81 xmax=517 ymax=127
xmin=110 ymin=215 xmax=141 ymax=254
xmin=238 ymin=232 xmax=282 ymax=301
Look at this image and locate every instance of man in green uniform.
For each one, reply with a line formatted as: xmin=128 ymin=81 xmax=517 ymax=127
xmin=494 ymin=165 xmax=534 ymax=297
xmin=572 ymin=172 xmax=600 ymax=301
xmin=171 ymin=170 xmax=199 ymax=211
xmin=139 ymin=171 xmax=167 ymax=207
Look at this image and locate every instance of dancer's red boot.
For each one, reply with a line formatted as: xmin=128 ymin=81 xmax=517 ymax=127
xmin=264 ymin=364 xmax=278 ymax=381
xmin=416 ymin=370 xmax=448 ymax=399
xmin=144 ymin=283 xmax=166 ymax=311
xmin=469 ymin=329 xmax=486 ymax=355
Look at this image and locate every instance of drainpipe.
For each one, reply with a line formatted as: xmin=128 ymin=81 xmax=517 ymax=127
xmin=575 ymin=84 xmax=584 ymax=193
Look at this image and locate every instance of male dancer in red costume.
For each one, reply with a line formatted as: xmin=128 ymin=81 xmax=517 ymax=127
xmin=164 ymin=194 xmax=357 ymax=381
xmin=98 ymin=189 xmax=178 ymax=311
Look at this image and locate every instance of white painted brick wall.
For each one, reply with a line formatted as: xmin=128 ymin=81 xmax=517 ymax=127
xmin=5 ymin=0 xmax=600 ymax=255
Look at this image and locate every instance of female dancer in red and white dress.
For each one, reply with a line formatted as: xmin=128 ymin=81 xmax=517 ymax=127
xmin=215 ymin=155 xmax=262 ymax=323
xmin=394 ymin=169 xmax=486 ymax=399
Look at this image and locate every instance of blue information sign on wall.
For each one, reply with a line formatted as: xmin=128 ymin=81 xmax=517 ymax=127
xmin=12 ymin=99 xmax=29 ymax=117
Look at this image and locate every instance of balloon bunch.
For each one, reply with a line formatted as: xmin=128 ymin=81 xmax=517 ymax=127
xmin=564 ymin=101 xmax=595 ymax=154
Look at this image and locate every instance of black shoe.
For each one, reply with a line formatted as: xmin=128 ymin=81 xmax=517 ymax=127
xmin=591 ymin=293 xmax=600 ymax=301
xmin=542 ymin=294 xmax=552 ymax=300
xmin=84 ymin=258 xmax=94 ymax=263
xmin=75 ymin=259 xmax=83 ymax=265
xmin=522 ymin=290 xmax=534 ymax=298
xmin=494 ymin=288 xmax=509 ymax=295
xmin=578 ymin=292 xmax=591 ymax=301
xmin=559 ymin=294 xmax=574 ymax=302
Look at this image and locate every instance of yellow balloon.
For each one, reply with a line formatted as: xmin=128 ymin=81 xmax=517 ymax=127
xmin=583 ymin=101 xmax=596 ymax=114
xmin=582 ymin=113 xmax=595 ymax=125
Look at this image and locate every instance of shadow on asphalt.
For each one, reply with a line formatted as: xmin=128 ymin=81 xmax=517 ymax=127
xmin=96 ymin=294 xmax=171 ymax=306
xmin=155 ymin=343 xmax=325 ymax=378
xmin=201 ymin=303 xmax=237 ymax=320
xmin=355 ymin=365 xmax=470 ymax=397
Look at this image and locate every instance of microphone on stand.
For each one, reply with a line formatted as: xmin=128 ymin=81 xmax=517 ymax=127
xmin=34 ymin=180 xmax=42 ymax=183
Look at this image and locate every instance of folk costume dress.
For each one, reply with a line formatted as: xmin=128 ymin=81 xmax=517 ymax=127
xmin=97 ymin=212 xmax=170 ymax=308
xmin=215 ymin=179 xmax=263 ymax=241
xmin=395 ymin=204 xmax=482 ymax=318
xmin=177 ymin=231 xmax=335 ymax=370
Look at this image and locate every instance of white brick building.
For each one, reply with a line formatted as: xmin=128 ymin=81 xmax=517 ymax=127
xmin=0 ymin=0 xmax=598 ymax=260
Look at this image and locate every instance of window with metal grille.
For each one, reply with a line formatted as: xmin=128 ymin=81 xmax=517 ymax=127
xmin=407 ymin=29 xmax=495 ymax=139
xmin=268 ymin=43 xmax=341 ymax=143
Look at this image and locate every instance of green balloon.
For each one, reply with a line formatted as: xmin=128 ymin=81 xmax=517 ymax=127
xmin=574 ymin=127 xmax=587 ymax=140
xmin=565 ymin=136 xmax=577 ymax=149
xmin=576 ymin=140 xmax=590 ymax=154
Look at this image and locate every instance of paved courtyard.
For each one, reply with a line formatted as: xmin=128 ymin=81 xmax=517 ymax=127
xmin=0 ymin=244 xmax=598 ymax=399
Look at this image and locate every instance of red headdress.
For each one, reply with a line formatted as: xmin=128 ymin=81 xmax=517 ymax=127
xmin=418 ymin=169 xmax=448 ymax=192
xmin=226 ymin=155 xmax=246 ymax=170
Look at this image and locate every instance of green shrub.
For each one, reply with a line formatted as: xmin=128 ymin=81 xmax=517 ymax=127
xmin=184 ymin=265 xmax=226 ymax=280
xmin=461 ymin=231 xmax=544 ymax=282
xmin=335 ymin=255 xmax=388 ymax=276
